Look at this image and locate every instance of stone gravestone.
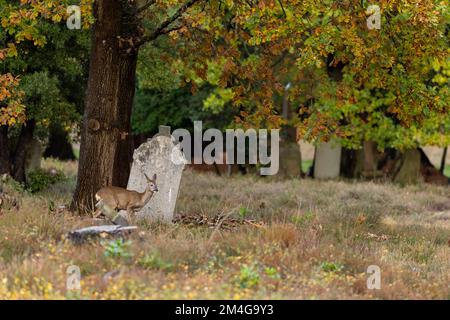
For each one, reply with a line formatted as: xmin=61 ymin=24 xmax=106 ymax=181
xmin=118 ymin=126 xmax=186 ymax=223
xmin=314 ymin=141 xmax=342 ymax=179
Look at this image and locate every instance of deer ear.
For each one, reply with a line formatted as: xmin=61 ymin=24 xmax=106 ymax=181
xmin=152 ymin=174 xmax=157 ymax=181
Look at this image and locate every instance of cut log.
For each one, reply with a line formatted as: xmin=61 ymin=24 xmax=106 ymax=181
xmin=68 ymin=225 xmax=137 ymax=244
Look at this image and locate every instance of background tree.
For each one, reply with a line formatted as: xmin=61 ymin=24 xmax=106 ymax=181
xmin=4 ymin=1 xmax=445 ymax=207
xmin=73 ymin=0 xmax=448 ymax=210
xmin=175 ymin=0 xmax=449 ymax=180
xmin=0 ymin=0 xmax=91 ymax=182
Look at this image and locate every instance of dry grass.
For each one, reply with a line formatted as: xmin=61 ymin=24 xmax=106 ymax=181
xmin=0 ymin=160 xmax=449 ymax=299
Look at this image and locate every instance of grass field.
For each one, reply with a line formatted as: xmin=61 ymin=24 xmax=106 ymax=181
xmin=0 ymin=159 xmax=449 ymax=299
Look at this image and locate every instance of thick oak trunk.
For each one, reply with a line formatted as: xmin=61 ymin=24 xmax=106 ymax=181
xmin=71 ymin=0 xmax=139 ymax=213
xmin=112 ymin=51 xmax=137 ymax=187
xmin=0 ymin=126 xmax=10 ymax=175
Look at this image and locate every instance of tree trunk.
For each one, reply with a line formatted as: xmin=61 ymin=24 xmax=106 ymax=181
xmin=279 ymin=89 xmax=301 ymax=178
xmin=112 ymin=51 xmax=137 ymax=187
xmin=362 ymin=141 xmax=377 ymax=174
xmin=340 ymin=148 xmax=364 ymax=178
xmin=43 ymin=123 xmax=76 ymax=160
xmin=0 ymin=126 xmax=10 ymax=175
xmin=440 ymin=147 xmax=447 ymax=174
xmin=71 ymin=0 xmax=139 ymax=213
xmin=12 ymin=119 xmax=36 ymax=183
xmin=393 ymin=149 xmax=421 ymax=185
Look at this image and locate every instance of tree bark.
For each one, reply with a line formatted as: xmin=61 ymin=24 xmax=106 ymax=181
xmin=340 ymin=148 xmax=362 ymax=178
xmin=71 ymin=0 xmax=140 ymax=213
xmin=112 ymin=51 xmax=138 ymax=187
xmin=362 ymin=141 xmax=377 ymax=174
xmin=279 ymin=87 xmax=302 ymax=178
xmin=12 ymin=119 xmax=36 ymax=183
xmin=0 ymin=126 xmax=10 ymax=175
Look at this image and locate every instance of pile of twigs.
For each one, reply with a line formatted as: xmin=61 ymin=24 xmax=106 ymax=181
xmin=0 ymin=192 xmax=19 ymax=214
xmin=173 ymin=212 xmax=264 ymax=231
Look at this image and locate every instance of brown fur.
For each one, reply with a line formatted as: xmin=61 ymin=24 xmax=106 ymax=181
xmin=93 ymin=174 xmax=158 ymax=220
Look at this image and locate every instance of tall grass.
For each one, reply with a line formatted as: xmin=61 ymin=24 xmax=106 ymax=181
xmin=0 ymin=162 xmax=448 ymax=299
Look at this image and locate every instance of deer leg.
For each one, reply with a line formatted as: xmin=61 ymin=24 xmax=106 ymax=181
xmin=126 ymin=207 xmax=134 ymax=224
xmin=93 ymin=207 xmax=103 ymax=218
xmin=93 ymin=199 xmax=105 ymax=218
xmin=96 ymin=202 xmax=118 ymax=222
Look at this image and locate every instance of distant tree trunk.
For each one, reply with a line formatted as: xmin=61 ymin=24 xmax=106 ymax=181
xmin=12 ymin=120 xmax=36 ymax=183
xmin=0 ymin=126 xmax=10 ymax=175
xmin=340 ymin=148 xmax=359 ymax=178
xmin=440 ymin=147 xmax=447 ymax=174
xmin=342 ymin=145 xmax=445 ymax=185
xmin=43 ymin=124 xmax=76 ymax=160
xmin=278 ymin=85 xmax=302 ymax=178
xmin=341 ymin=141 xmax=383 ymax=179
xmin=362 ymin=141 xmax=377 ymax=174
xmin=71 ymin=0 xmax=139 ymax=212
xmin=393 ymin=149 xmax=422 ymax=185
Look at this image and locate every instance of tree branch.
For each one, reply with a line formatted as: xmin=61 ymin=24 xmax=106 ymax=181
xmin=136 ymin=0 xmax=201 ymax=46
xmin=278 ymin=0 xmax=287 ymax=18
xmin=137 ymin=0 xmax=156 ymax=14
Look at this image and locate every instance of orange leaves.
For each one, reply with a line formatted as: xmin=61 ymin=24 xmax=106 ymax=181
xmin=0 ymin=0 xmax=95 ymax=129
xmin=0 ymin=74 xmax=19 ymax=101
xmin=0 ymin=74 xmax=26 ymax=127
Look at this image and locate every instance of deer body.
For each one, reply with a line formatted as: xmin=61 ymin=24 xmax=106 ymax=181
xmin=94 ymin=174 xmax=158 ymax=221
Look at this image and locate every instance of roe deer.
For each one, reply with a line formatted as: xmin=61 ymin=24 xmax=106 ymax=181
xmin=93 ymin=173 xmax=158 ymax=222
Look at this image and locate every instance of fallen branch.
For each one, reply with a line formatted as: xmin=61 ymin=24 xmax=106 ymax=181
xmin=68 ymin=225 xmax=138 ymax=244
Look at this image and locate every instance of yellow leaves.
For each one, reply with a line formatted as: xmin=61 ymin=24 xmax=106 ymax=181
xmin=33 ymin=37 xmax=47 ymax=47
xmin=51 ymin=13 xmax=62 ymax=23
xmin=5 ymin=44 xmax=17 ymax=58
xmin=1 ymin=17 xmax=8 ymax=28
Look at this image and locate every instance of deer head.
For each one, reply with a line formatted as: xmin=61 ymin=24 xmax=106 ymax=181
xmin=144 ymin=173 xmax=158 ymax=193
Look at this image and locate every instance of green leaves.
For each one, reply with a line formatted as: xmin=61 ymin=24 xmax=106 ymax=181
xmin=19 ymin=71 xmax=77 ymax=126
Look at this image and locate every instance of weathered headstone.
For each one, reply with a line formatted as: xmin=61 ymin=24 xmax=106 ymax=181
xmin=314 ymin=141 xmax=342 ymax=179
xmin=120 ymin=126 xmax=187 ymax=222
